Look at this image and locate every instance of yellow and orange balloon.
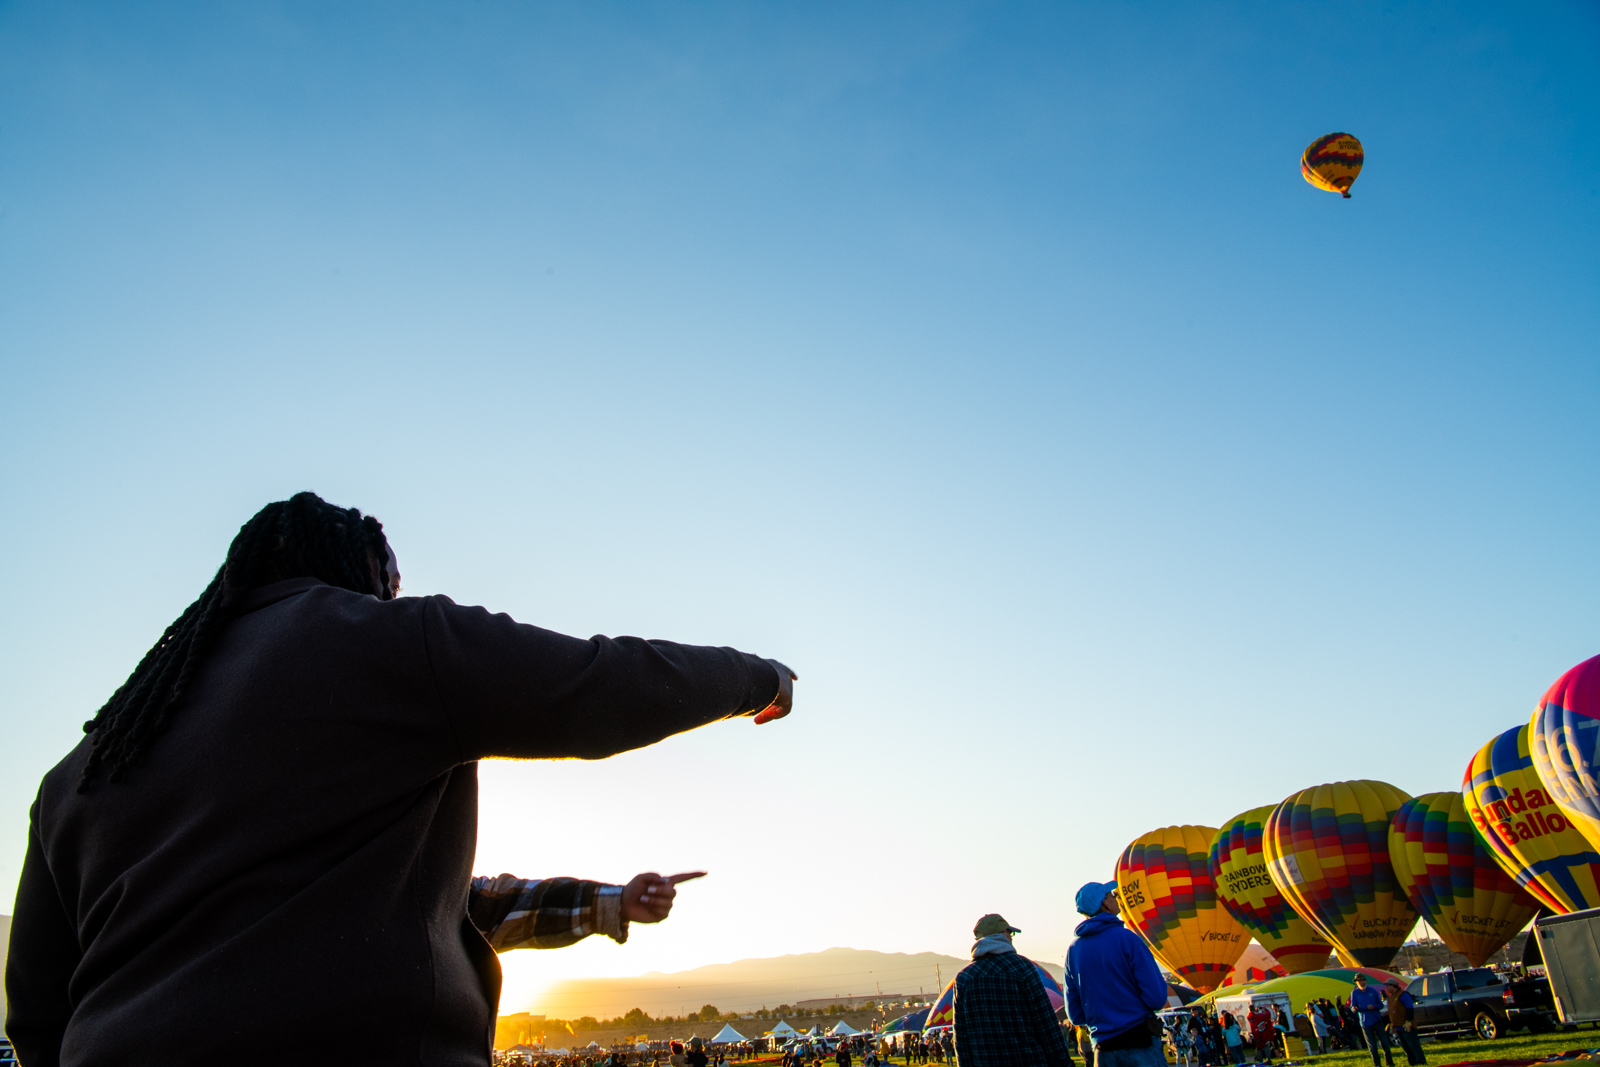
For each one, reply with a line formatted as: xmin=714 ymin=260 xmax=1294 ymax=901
xmin=1117 ymin=824 xmax=1249 ymax=992
xmin=1302 ymin=132 xmax=1363 ymax=198
xmin=1389 ymin=791 xmax=1540 ymax=967
xmin=1210 ymin=806 xmax=1333 ymax=975
xmin=1263 ymin=780 xmax=1417 ymax=968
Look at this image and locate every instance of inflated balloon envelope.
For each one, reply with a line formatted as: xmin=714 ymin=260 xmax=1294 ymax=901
xmin=1388 ymin=791 xmax=1540 ymax=967
xmin=1117 ymin=824 xmax=1250 ymax=993
xmin=1262 ymin=780 xmax=1418 ymax=968
xmin=1463 ymin=722 xmax=1600 ymax=914
xmin=1210 ymin=806 xmax=1333 ymax=975
xmin=1301 ymin=132 xmax=1364 ymax=198
xmin=1529 ymin=654 xmax=1600 ymax=854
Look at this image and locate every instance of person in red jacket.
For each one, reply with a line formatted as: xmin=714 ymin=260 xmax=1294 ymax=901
xmin=5 ymin=492 xmax=796 ymax=1066
xmin=1247 ymin=1005 xmax=1277 ymax=1064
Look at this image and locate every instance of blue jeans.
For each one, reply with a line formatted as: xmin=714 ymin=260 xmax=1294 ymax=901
xmin=1362 ymin=1024 xmax=1395 ymax=1067
xmin=1096 ymin=1042 xmax=1169 ymax=1067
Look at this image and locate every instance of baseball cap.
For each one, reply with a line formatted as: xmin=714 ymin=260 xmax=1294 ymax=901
xmin=1075 ymin=881 xmax=1119 ymax=916
xmin=974 ymin=913 xmax=1021 ymax=938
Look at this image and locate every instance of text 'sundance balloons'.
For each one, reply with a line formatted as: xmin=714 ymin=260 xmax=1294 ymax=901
xmin=1389 ymin=791 xmax=1540 ymax=967
xmin=1529 ymin=654 xmax=1600 ymax=854
xmin=1301 ymin=133 xmax=1364 ymax=198
xmin=1463 ymin=724 xmax=1600 ymax=914
xmin=1210 ymin=806 xmax=1333 ymax=975
xmin=1263 ymin=780 xmax=1418 ymax=968
xmin=1116 ymin=824 xmax=1249 ymax=992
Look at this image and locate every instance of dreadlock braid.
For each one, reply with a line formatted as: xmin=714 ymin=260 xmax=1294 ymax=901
xmin=78 ymin=491 xmax=393 ymax=790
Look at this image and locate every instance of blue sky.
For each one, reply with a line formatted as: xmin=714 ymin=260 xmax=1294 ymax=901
xmin=2 ymin=1 xmax=1596 ymax=1013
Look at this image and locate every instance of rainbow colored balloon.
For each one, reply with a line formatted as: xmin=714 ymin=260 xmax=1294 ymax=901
xmin=926 ymin=959 xmax=1062 ymax=1028
xmin=1301 ymin=132 xmax=1364 ymax=198
xmin=1463 ymin=723 xmax=1600 ymax=914
xmin=924 ymin=979 xmax=955 ymax=1029
xmin=1388 ymin=791 xmax=1540 ymax=966
xmin=1529 ymin=654 xmax=1600 ymax=854
xmin=1262 ymin=780 xmax=1417 ymax=968
xmin=1117 ymin=825 xmax=1249 ymax=992
xmin=1210 ymin=806 xmax=1334 ymax=975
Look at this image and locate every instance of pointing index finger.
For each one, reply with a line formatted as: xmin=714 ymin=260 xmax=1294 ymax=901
xmin=665 ymin=871 xmax=707 ymax=885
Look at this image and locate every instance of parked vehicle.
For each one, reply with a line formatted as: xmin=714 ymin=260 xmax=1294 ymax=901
xmin=1405 ymin=967 xmax=1559 ymax=1039
xmin=1535 ymin=907 xmax=1600 ymax=1024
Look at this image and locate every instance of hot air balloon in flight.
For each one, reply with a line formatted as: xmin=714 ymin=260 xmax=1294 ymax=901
xmin=1463 ymin=723 xmax=1600 ymax=914
xmin=1301 ymin=132 xmax=1364 ymax=198
xmin=1210 ymin=806 xmax=1334 ymax=974
xmin=1116 ymin=825 xmax=1249 ymax=992
xmin=1529 ymin=654 xmax=1600 ymax=853
xmin=1262 ymin=780 xmax=1417 ymax=968
xmin=1389 ymin=791 xmax=1540 ymax=966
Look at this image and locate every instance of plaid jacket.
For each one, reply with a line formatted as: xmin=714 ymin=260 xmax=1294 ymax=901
xmin=469 ymin=874 xmax=628 ymax=951
xmin=953 ymin=950 xmax=1073 ymax=1067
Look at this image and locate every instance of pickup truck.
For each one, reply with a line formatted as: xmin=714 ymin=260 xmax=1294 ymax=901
xmin=1405 ymin=968 xmax=1559 ymax=1039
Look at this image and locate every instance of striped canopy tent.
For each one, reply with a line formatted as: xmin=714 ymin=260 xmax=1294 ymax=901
xmin=923 ymin=959 xmax=1064 ymax=1029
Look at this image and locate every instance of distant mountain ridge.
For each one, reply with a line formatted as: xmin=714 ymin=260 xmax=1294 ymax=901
xmin=527 ymin=946 xmax=1067 ymax=1019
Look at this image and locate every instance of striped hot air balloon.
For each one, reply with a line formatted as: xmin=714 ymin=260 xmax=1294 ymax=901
xmin=1463 ymin=723 xmax=1600 ymax=914
xmin=1116 ymin=825 xmax=1249 ymax=993
xmin=926 ymin=962 xmax=1062 ymax=1029
xmin=1301 ymin=132 xmax=1364 ymax=198
xmin=1262 ymin=780 xmax=1418 ymax=968
xmin=1210 ymin=806 xmax=1333 ymax=975
xmin=1389 ymin=791 xmax=1540 ymax=967
xmin=1529 ymin=654 xmax=1600 ymax=853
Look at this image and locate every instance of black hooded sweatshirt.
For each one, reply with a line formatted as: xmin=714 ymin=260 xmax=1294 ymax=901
xmin=5 ymin=578 xmax=779 ymax=1066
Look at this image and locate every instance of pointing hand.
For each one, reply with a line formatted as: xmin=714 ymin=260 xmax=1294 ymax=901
xmin=754 ymin=660 xmax=797 ymax=724
xmin=622 ymin=871 xmax=706 ymax=924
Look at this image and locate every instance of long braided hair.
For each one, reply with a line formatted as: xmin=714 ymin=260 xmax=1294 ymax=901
xmin=78 ymin=491 xmax=394 ymax=790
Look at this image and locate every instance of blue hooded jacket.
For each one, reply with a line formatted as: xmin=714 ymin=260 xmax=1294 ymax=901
xmin=1064 ymin=912 xmax=1170 ymax=1043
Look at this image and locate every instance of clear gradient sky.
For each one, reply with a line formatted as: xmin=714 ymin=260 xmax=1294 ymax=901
xmin=1 ymin=1 xmax=1597 ymax=1017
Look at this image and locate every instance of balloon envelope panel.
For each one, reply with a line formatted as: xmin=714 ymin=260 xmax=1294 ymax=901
xmin=1211 ymin=806 xmax=1334 ymax=974
xmin=1117 ymin=824 xmax=1250 ymax=992
xmin=1529 ymin=655 xmax=1600 ymax=854
xmin=1263 ymin=780 xmax=1417 ymax=968
xmin=924 ymin=979 xmax=955 ymax=1028
xmin=926 ymin=960 xmax=1061 ymax=1028
xmin=1389 ymin=791 xmax=1539 ymax=966
xmin=1301 ymin=132 xmax=1364 ymax=197
xmin=1463 ymin=724 xmax=1600 ymax=914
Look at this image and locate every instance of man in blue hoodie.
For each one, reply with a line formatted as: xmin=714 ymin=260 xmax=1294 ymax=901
xmin=1065 ymin=881 xmax=1170 ymax=1067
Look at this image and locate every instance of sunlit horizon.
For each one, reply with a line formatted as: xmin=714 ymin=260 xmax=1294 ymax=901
xmin=2 ymin=0 xmax=1595 ymax=1025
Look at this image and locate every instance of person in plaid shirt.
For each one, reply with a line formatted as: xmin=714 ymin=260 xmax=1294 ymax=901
xmin=469 ymin=870 xmax=704 ymax=950
xmin=952 ymin=913 xmax=1074 ymax=1067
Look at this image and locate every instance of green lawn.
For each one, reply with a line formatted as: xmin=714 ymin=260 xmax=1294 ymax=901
xmin=864 ymin=1027 xmax=1600 ymax=1067
xmin=1291 ymin=1026 xmax=1600 ymax=1067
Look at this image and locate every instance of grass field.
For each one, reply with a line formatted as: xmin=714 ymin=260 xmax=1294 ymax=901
xmin=860 ymin=1025 xmax=1600 ymax=1067
xmin=1295 ymin=1027 xmax=1600 ymax=1067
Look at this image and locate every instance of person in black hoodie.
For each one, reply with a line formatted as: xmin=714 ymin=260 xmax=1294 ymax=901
xmin=5 ymin=492 xmax=796 ymax=1067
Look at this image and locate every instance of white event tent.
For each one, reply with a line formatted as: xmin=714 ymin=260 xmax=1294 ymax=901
xmin=829 ymin=1021 xmax=862 ymax=1036
xmin=712 ymin=1024 xmax=746 ymax=1043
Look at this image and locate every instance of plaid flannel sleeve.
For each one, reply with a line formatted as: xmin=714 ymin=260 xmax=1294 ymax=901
xmin=468 ymin=874 xmax=629 ymax=952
